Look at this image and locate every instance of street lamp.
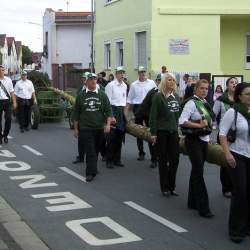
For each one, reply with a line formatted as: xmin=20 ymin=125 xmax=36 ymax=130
xmin=90 ymin=0 xmax=94 ymax=73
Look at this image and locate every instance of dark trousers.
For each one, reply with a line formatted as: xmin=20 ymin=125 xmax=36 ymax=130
xmin=99 ymin=133 xmax=107 ymax=158
xmin=17 ymin=98 xmax=32 ymax=129
xmin=185 ymin=137 xmax=211 ymax=214
xmin=0 ymin=100 xmax=11 ymax=137
xmin=77 ymin=136 xmax=85 ymax=161
xmin=79 ymin=129 xmax=103 ymax=176
xmin=106 ymin=128 xmax=124 ymax=163
xmin=228 ymin=152 xmax=250 ymax=237
xmin=134 ymin=105 xmax=157 ymax=161
xmin=217 ymin=133 xmax=233 ymax=193
xmin=156 ymin=131 xmax=179 ymax=192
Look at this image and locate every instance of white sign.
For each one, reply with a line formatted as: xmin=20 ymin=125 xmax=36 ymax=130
xmin=169 ymin=39 xmax=189 ymax=55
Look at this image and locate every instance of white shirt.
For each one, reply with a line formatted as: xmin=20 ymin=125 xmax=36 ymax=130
xmin=86 ymin=87 xmax=98 ymax=93
xmin=105 ymin=79 xmax=127 ymax=106
xmin=179 ymin=98 xmax=210 ymax=142
xmin=219 ymin=108 xmax=250 ymax=158
xmin=127 ymin=79 xmax=156 ymax=104
xmin=14 ymin=79 xmax=35 ymax=99
xmin=0 ymin=76 xmax=14 ymax=100
xmin=213 ymin=99 xmax=230 ymax=125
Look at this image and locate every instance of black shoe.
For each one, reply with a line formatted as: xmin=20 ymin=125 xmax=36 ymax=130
xmin=223 ymin=192 xmax=232 ymax=198
xmin=170 ymin=190 xmax=179 ymax=196
xmin=162 ymin=191 xmax=171 ymax=197
xmin=149 ymin=161 xmax=157 ymax=168
xmin=137 ymin=155 xmax=145 ymax=161
xmin=106 ymin=162 xmax=114 ymax=168
xmin=86 ymin=175 xmax=94 ymax=182
xmin=72 ymin=159 xmax=84 ymax=164
xmin=0 ymin=137 xmax=2 ymax=145
xmin=20 ymin=128 xmax=24 ymax=133
xmin=24 ymin=127 xmax=29 ymax=131
xmin=230 ymin=235 xmax=244 ymax=243
xmin=101 ymin=156 xmax=106 ymax=162
xmin=3 ymin=136 xmax=8 ymax=144
xmin=114 ymin=162 xmax=124 ymax=167
xmin=246 ymin=229 xmax=250 ymax=236
xmin=199 ymin=211 xmax=214 ymax=218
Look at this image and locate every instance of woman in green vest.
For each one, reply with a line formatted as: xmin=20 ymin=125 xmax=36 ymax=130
xmin=149 ymin=73 xmax=181 ymax=197
xmin=213 ymin=77 xmax=238 ymax=198
xmin=179 ymin=79 xmax=215 ymax=218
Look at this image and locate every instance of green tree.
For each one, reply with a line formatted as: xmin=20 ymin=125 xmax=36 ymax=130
xmin=22 ymin=45 xmax=33 ymax=66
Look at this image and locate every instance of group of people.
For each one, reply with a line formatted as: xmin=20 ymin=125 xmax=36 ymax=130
xmin=73 ymin=68 xmax=250 ymax=243
xmin=0 ymin=65 xmax=36 ymax=144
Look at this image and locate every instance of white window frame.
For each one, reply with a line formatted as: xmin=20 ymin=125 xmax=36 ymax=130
xmin=115 ymin=39 xmax=124 ymax=67
xmin=246 ymin=33 xmax=250 ymax=69
xmin=104 ymin=41 xmax=111 ymax=70
xmin=134 ymin=31 xmax=147 ymax=69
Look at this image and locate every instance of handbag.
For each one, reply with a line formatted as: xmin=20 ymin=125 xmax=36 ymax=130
xmin=227 ymin=109 xmax=238 ymax=143
xmin=181 ymin=123 xmax=212 ymax=137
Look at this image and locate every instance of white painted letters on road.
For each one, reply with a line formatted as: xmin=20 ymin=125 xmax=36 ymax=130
xmin=32 ymin=192 xmax=92 ymax=211
xmin=66 ymin=217 xmax=142 ymax=246
xmin=10 ymin=175 xmax=58 ymax=189
xmin=0 ymin=148 xmax=16 ymax=158
xmin=0 ymin=161 xmax=31 ymax=171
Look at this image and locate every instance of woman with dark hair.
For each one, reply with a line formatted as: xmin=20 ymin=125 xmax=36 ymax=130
xmin=213 ymin=85 xmax=223 ymax=102
xmin=219 ymin=82 xmax=250 ymax=243
xmin=179 ymin=79 xmax=215 ymax=218
xmin=213 ymin=77 xmax=238 ymax=198
xmin=108 ymin=73 xmax=114 ymax=83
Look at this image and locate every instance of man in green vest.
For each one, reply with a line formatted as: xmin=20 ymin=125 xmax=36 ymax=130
xmin=73 ymin=73 xmax=112 ymax=182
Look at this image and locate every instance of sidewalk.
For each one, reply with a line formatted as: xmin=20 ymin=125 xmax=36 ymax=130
xmin=0 ymin=196 xmax=49 ymax=250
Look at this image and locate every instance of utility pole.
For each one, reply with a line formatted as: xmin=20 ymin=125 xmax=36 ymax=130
xmin=66 ymin=1 xmax=69 ymax=13
xmin=90 ymin=0 xmax=94 ymax=73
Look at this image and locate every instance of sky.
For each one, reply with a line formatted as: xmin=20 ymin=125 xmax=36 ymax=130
xmin=1 ymin=0 xmax=91 ymax=52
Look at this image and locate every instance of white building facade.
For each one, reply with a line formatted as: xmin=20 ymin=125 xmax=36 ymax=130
xmin=42 ymin=8 xmax=92 ymax=89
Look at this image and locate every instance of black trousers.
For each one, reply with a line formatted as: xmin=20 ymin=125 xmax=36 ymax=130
xmin=106 ymin=128 xmax=124 ymax=163
xmin=17 ymin=98 xmax=32 ymax=129
xmin=77 ymin=136 xmax=85 ymax=161
xmin=79 ymin=129 xmax=103 ymax=176
xmin=228 ymin=152 xmax=250 ymax=238
xmin=156 ymin=131 xmax=179 ymax=192
xmin=134 ymin=105 xmax=157 ymax=161
xmin=0 ymin=100 xmax=11 ymax=137
xmin=185 ymin=136 xmax=211 ymax=214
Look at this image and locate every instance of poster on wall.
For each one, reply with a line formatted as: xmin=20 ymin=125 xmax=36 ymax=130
xmin=169 ymin=39 xmax=189 ymax=55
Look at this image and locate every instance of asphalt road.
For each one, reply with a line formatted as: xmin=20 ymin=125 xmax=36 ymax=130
xmin=0 ymin=120 xmax=249 ymax=250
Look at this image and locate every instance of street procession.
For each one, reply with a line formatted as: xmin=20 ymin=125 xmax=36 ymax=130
xmin=0 ymin=0 xmax=250 ymax=250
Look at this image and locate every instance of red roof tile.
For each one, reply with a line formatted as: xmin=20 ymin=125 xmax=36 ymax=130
xmin=0 ymin=34 xmax=6 ymax=47
xmin=55 ymin=11 xmax=91 ymax=17
xmin=15 ymin=41 xmax=22 ymax=58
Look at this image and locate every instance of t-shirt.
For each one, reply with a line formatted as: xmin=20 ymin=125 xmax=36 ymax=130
xmin=0 ymin=76 xmax=14 ymax=100
xmin=14 ymin=79 xmax=35 ymax=99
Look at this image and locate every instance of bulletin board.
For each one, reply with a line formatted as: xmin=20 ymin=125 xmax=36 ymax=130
xmin=212 ymin=75 xmax=243 ymax=91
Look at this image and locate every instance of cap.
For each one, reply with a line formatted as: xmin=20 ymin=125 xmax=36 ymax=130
xmin=81 ymin=71 xmax=90 ymax=78
xmin=21 ymin=70 xmax=27 ymax=75
xmin=155 ymin=74 xmax=161 ymax=81
xmin=86 ymin=73 xmax=97 ymax=80
xmin=115 ymin=66 xmax=125 ymax=73
xmin=138 ymin=66 xmax=146 ymax=72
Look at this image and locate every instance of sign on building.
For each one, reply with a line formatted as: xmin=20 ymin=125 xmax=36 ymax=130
xmin=169 ymin=39 xmax=189 ymax=55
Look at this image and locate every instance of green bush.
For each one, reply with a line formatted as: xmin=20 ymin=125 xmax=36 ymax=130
xmin=27 ymin=71 xmax=51 ymax=89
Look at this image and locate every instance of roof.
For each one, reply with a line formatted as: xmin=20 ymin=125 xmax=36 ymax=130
xmin=55 ymin=11 xmax=91 ymax=17
xmin=55 ymin=11 xmax=92 ymax=24
xmin=15 ymin=41 xmax=22 ymax=58
xmin=7 ymin=37 xmax=15 ymax=55
xmin=0 ymin=34 xmax=6 ymax=47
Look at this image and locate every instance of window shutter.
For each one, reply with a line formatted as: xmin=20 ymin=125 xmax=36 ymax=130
xmin=136 ymin=32 xmax=147 ymax=68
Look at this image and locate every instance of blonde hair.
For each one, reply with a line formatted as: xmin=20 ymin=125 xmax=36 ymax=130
xmin=194 ymin=79 xmax=209 ymax=93
xmin=159 ymin=73 xmax=176 ymax=95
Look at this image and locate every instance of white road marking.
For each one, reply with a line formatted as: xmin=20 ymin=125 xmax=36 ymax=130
xmin=7 ymin=136 xmax=13 ymax=139
xmin=22 ymin=145 xmax=43 ymax=156
xmin=59 ymin=167 xmax=86 ymax=182
xmin=124 ymin=201 xmax=188 ymax=233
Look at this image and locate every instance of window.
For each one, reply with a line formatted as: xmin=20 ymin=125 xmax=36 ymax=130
xmin=104 ymin=43 xmax=111 ymax=69
xmin=116 ymin=41 xmax=124 ymax=67
xmin=246 ymin=34 xmax=250 ymax=69
xmin=135 ymin=31 xmax=147 ymax=68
